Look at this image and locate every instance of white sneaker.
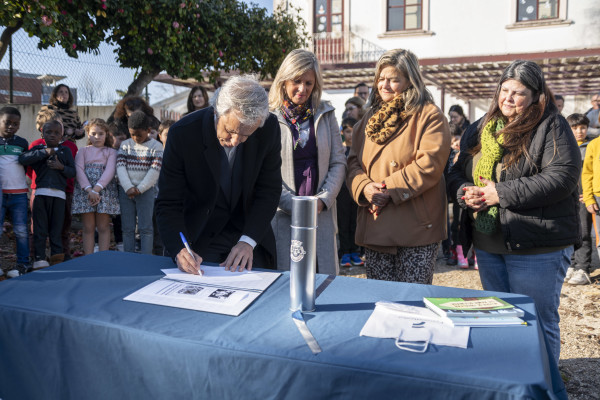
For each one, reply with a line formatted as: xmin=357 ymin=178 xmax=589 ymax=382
xmin=32 ymin=260 xmax=50 ymax=270
xmin=6 ymin=268 xmax=22 ymax=278
xmin=6 ymin=264 xmax=31 ymax=278
xmin=568 ymin=269 xmax=592 ymax=285
xmin=93 ymin=244 xmax=99 ymax=253
xmin=564 ymin=267 xmax=575 ymax=282
xmin=116 ymin=242 xmax=124 ymax=252
xmin=6 ymin=269 xmax=20 ymax=278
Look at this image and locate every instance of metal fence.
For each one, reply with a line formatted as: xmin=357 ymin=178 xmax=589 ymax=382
xmin=310 ymin=31 xmax=386 ymax=65
xmin=0 ymin=29 xmax=139 ymax=106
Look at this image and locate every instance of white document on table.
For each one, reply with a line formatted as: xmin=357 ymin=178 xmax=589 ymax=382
xmin=161 ymin=267 xmax=263 ymax=284
xmin=124 ymin=267 xmax=281 ymax=316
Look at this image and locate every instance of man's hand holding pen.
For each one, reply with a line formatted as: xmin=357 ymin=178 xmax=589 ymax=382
xmin=177 ymin=232 xmax=203 ymax=275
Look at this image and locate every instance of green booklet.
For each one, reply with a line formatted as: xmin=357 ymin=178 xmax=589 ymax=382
xmin=423 ymin=296 xmax=525 ymax=319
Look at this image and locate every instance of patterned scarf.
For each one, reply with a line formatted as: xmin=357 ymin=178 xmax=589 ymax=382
xmin=472 ymin=118 xmax=505 ymax=234
xmin=365 ymin=95 xmax=407 ymax=144
xmin=280 ymin=98 xmax=314 ymax=150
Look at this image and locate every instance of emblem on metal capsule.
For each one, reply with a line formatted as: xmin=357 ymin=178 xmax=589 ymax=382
xmin=290 ymin=240 xmax=306 ymax=262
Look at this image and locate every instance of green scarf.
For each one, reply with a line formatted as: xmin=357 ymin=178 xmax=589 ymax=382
xmin=472 ymin=118 xmax=505 ymax=234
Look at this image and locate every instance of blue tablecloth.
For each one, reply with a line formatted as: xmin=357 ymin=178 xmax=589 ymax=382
xmin=0 ymin=251 xmax=566 ymax=399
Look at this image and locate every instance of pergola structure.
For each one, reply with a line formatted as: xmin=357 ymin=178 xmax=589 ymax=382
xmin=320 ymin=48 xmax=600 ymax=101
xmin=154 ymin=48 xmax=600 ymax=106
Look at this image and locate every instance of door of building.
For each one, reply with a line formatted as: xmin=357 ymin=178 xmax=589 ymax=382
xmin=314 ymin=0 xmax=345 ymax=64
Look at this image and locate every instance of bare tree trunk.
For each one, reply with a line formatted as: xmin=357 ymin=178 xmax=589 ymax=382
xmin=0 ymin=21 xmax=24 ymax=64
xmin=126 ymin=68 xmax=161 ymax=97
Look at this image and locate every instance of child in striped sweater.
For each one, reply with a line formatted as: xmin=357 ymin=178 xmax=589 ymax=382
xmin=116 ymin=111 xmax=163 ymax=254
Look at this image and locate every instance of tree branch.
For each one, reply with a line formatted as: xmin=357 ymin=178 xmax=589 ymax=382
xmin=0 ymin=21 xmax=24 ymax=64
xmin=126 ymin=68 xmax=161 ymax=97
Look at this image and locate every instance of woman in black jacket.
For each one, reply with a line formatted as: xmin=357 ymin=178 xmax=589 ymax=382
xmin=447 ymin=60 xmax=581 ymax=367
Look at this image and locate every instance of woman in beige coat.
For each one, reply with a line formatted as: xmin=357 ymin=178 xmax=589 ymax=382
xmin=347 ymin=49 xmax=450 ymax=284
xmin=269 ymin=49 xmax=347 ymax=274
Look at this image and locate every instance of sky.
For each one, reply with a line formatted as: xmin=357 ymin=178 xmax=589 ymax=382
xmin=243 ymin=0 xmax=273 ymax=13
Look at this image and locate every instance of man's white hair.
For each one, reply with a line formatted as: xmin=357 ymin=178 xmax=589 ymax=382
xmin=210 ymin=75 xmax=269 ymax=127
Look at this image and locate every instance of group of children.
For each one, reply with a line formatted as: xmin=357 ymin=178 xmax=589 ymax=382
xmin=0 ymin=106 xmax=174 ymax=278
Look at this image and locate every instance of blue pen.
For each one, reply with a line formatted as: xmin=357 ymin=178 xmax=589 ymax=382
xmin=179 ymin=232 xmax=202 ymax=275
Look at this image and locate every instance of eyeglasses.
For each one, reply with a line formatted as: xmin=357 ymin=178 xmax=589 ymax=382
xmin=345 ymin=105 xmax=358 ymax=111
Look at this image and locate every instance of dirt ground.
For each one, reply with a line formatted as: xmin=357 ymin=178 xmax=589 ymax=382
xmin=1 ymin=223 xmax=599 ymax=399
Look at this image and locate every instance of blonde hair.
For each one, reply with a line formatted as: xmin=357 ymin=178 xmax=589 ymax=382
xmin=36 ymin=108 xmax=62 ymax=132
xmin=269 ymin=49 xmax=324 ymax=110
xmin=369 ymin=48 xmax=433 ymax=115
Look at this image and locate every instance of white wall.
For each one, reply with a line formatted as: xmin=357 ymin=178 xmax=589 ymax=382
xmin=350 ymin=0 xmax=600 ymax=59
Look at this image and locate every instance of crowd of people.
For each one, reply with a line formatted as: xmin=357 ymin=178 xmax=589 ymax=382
xmin=1 ymin=46 xmax=598 ymax=367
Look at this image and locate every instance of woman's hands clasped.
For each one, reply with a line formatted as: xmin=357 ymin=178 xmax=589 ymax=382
xmin=364 ymin=182 xmax=390 ymax=216
xmin=462 ymin=177 xmax=499 ymax=211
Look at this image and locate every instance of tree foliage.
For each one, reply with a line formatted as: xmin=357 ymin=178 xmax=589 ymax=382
xmin=1 ymin=0 xmax=309 ymax=97
xmin=108 ymin=0 xmax=308 ymax=95
xmin=0 ymin=0 xmax=110 ymax=62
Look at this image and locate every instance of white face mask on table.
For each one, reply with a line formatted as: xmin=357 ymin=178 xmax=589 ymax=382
xmin=360 ymin=301 xmax=470 ymax=351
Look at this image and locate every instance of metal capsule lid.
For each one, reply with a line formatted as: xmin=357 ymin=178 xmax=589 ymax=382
xmin=291 ymin=196 xmax=318 ymax=228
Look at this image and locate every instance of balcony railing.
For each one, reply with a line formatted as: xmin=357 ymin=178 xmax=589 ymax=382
xmin=310 ymin=31 xmax=386 ymax=65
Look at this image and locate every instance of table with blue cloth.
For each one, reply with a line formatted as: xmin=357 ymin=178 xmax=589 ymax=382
xmin=0 ymin=251 xmax=566 ymax=399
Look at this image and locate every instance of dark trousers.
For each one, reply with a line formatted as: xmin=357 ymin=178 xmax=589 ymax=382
xmin=572 ymin=201 xmax=592 ymax=272
xmin=32 ymin=195 xmax=65 ymax=260
xmin=336 ymin=183 xmax=359 ymax=256
xmin=152 ymin=204 xmax=164 ymax=256
xmin=441 ymin=212 xmax=452 ymax=253
xmin=30 ymin=191 xmax=73 ymax=258
xmin=62 ymin=192 xmax=73 ymax=258
xmin=450 ymin=202 xmax=460 ymax=245
xmin=112 ymin=214 xmax=123 ymax=243
xmin=442 ymin=202 xmax=460 ymax=253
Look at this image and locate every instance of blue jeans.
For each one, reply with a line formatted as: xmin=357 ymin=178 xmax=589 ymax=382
xmin=1 ymin=193 xmax=30 ymax=265
xmin=118 ymin=187 xmax=155 ymax=255
xmin=475 ymin=247 xmax=572 ymax=367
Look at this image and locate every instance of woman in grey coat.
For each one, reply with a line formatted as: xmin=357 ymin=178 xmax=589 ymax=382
xmin=269 ymin=49 xmax=347 ymax=274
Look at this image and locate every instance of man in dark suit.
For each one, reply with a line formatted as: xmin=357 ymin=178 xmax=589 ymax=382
xmin=156 ymin=76 xmax=282 ymax=274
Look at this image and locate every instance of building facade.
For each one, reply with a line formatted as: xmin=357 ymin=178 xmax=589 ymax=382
xmin=275 ymin=0 xmax=600 ymax=121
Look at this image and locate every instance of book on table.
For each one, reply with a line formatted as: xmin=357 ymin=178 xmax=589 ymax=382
xmin=423 ymin=296 xmax=527 ymax=327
